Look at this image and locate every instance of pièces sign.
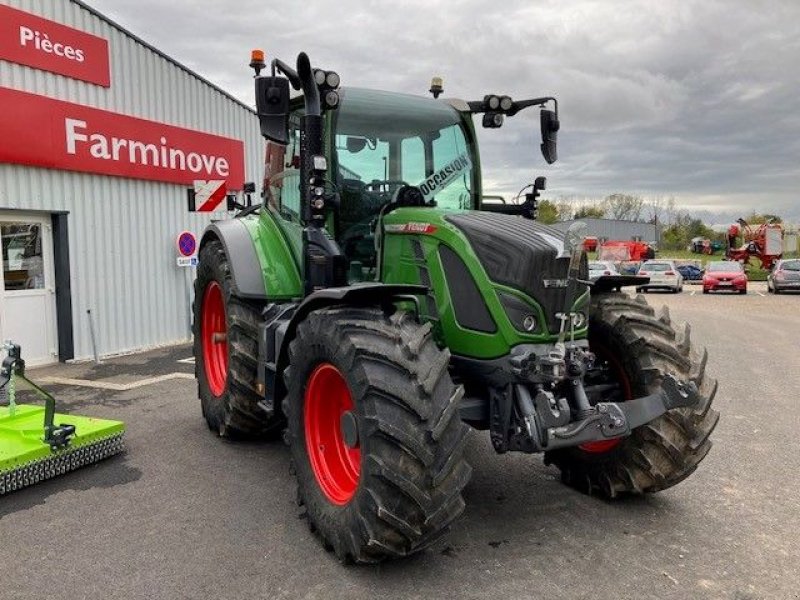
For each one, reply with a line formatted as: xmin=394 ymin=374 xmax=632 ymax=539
xmin=0 ymin=4 xmax=111 ymax=87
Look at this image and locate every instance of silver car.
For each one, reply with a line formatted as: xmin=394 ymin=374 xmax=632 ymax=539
xmin=767 ymin=259 xmax=800 ymax=294
xmin=588 ymin=260 xmax=620 ymax=281
xmin=636 ymin=260 xmax=684 ymax=293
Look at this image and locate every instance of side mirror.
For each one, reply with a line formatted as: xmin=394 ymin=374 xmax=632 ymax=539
xmin=540 ymin=109 xmax=559 ymax=164
xmin=346 ymin=136 xmax=368 ymax=153
xmin=255 ymin=76 xmax=290 ymax=144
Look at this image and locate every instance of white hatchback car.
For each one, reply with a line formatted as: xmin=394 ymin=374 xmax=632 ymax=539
xmin=636 ymin=260 xmax=684 ymax=293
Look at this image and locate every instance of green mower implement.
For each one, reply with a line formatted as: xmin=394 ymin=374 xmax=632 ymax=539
xmin=0 ymin=343 xmax=125 ymax=496
xmin=192 ymin=51 xmax=719 ymax=563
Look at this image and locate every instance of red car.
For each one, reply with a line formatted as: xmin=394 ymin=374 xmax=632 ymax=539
xmin=703 ymin=261 xmax=747 ymax=294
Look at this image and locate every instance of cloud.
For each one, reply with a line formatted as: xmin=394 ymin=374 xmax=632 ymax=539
xmin=92 ymin=0 xmax=800 ymax=221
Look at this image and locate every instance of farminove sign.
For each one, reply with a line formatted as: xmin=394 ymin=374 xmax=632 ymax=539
xmin=0 ymin=4 xmax=111 ymax=87
xmin=0 ymin=87 xmax=245 ymax=189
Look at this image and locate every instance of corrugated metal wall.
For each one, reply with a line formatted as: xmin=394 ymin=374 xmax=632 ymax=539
xmin=551 ymin=218 xmax=659 ymax=243
xmin=0 ymin=0 xmax=264 ymax=360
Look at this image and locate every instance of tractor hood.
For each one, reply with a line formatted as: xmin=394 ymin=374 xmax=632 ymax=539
xmin=442 ymin=211 xmax=588 ymax=334
xmin=381 ymin=207 xmax=589 ymax=357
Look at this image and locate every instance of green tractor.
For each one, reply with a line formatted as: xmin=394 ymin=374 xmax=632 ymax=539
xmin=192 ymin=51 xmax=719 ymax=563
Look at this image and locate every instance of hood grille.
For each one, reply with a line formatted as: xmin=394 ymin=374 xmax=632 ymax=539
xmin=446 ymin=213 xmax=588 ymax=334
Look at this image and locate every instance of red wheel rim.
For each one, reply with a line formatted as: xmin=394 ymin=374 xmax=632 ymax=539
xmin=201 ymin=281 xmax=228 ymax=397
xmin=304 ymin=363 xmax=361 ymax=505
xmin=579 ymin=343 xmax=633 ymax=454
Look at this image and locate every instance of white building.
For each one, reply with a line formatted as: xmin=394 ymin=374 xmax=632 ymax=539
xmin=551 ymin=218 xmax=659 ymax=244
xmin=0 ymin=0 xmax=263 ymax=364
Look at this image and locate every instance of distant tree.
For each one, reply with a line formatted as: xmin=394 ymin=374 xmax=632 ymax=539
xmin=605 ymin=193 xmax=644 ymax=221
xmin=556 ymin=200 xmax=573 ymax=221
xmin=660 ymin=212 xmax=717 ymax=251
xmin=645 ymin=195 xmax=677 ymax=226
xmin=574 ymin=204 xmax=606 ymax=219
xmin=745 ymin=212 xmax=782 ymax=224
xmin=537 ymin=199 xmax=560 ymax=224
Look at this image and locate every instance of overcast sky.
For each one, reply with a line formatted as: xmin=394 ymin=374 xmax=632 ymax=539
xmin=94 ymin=0 xmax=800 ymax=222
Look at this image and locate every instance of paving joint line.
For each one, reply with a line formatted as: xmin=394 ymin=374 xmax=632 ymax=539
xmin=39 ymin=372 xmax=195 ymax=391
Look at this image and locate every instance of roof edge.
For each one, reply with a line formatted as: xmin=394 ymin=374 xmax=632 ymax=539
xmin=71 ymin=0 xmax=255 ymax=115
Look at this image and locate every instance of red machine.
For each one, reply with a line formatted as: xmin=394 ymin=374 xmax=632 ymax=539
xmin=582 ymin=236 xmax=599 ymax=252
xmin=726 ymin=219 xmax=784 ymax=269
xmin=598 ymin=240 xmax=655 ymax=262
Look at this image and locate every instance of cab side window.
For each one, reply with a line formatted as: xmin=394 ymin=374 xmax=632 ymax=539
xmin=265 ymin=123 xmax=302 ymax=222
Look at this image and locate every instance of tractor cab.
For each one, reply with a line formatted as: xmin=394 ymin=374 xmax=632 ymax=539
xmin=263 ymin=87 xmax=481 ymax=273
xmin=261 ymin=82 xmax=556 ymax=284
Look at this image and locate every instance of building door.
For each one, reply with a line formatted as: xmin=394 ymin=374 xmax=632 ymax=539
xmin=0 ymin=213 xmax=58 ymax=366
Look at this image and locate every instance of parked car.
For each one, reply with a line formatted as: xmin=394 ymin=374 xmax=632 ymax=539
xmin=676 ymin=264 xmax=704 ymax=281
xmin=588 ymin=260 xmax=620 ymax=281
xmin=636 ymin=260 xmax=683 ymax=293
xmin=703 ymin=261 xmax=747 ymax=294
xmin=767 ymin=259 xmax=800 ymax=294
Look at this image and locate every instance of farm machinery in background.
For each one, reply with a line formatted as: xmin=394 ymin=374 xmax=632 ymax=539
xmin=726 ymin=218 xmax=784 ymax=269
xmin=596 ymin=240 xmax=656 ymax=274
xmin=690 ymin=237 xmax=722 ymax=255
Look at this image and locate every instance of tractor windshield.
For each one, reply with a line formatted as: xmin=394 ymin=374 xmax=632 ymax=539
xmin=333 ymin=88 xmax=477 ymax=239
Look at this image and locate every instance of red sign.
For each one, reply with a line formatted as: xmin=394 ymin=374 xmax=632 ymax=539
xmin=0 ymin=4 xmax=111 ymax=87
xmin=193 ymin=180 xmax=228 ymax=212
xmin=0 ymin=87 xmax=246 ymax=189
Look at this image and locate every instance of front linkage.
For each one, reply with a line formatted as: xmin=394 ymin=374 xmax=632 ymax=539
xmin=487 ymin=227 xmax=701 ymax=456
xmin=488 ymin=341 xmax=701 ymax=454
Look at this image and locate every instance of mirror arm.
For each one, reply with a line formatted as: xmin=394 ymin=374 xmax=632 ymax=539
xmin=466 ymin=96 xmax=557 ymax=117
xmin=272 ymin=58 xmax=302 ymax=90
xmin=507 ymin=97 xmax=557 ymax=117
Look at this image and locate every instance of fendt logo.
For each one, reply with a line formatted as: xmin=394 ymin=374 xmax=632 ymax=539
xmin=0 ymin=4 xmax=110 ymax=86
xmin=0 ymin=87 xmax=245 ymax=189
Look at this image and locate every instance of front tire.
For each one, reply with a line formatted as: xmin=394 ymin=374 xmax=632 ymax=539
xmin=545 ymin=294 xmax=719 ymax=497
xmin=284 ymin=307 xmax=471 ymax=563
xmin=193 ymin=240 xmax=284 ymax=438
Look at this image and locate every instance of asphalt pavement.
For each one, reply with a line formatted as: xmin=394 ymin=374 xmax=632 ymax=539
xmin=2 ymin=285 xmax=799 ymax=599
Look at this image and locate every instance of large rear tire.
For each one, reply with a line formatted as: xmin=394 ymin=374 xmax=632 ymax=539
xmin=193 ymin=240 xmax=284 ymax=438
xmin=284 ymin=307 xmax=471 ymax=563
xmin=545 ymin=293 xmax=719 ymax=497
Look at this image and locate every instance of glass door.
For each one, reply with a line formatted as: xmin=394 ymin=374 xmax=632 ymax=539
xmin=0 ymin=214 xmax=58 ymax=365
